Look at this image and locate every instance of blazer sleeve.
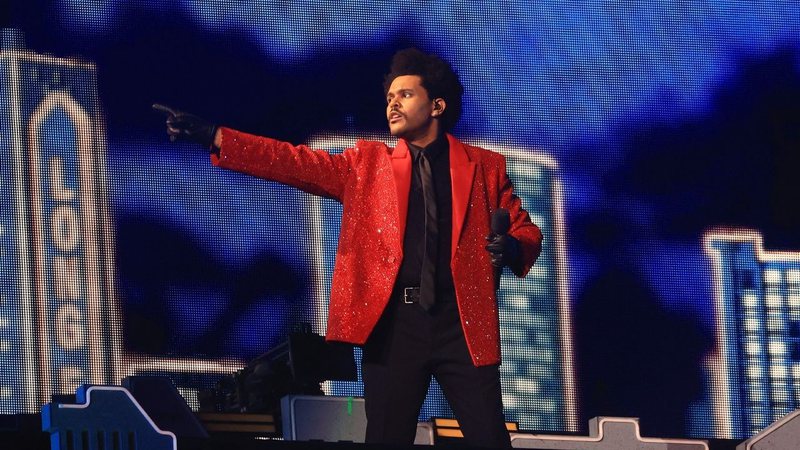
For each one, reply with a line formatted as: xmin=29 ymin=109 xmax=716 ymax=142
xmin=210 ymin=127 xmax=357 ymax=202
xmin=497 ymin=157 xmax=543 ymax=278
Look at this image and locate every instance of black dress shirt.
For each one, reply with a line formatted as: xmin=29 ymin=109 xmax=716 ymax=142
xmin=394 ymin=134 xmax=456 ymax=301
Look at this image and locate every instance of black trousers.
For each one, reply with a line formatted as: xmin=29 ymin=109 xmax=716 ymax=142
xmin=361 ymin=292 xmax=511 ymax=448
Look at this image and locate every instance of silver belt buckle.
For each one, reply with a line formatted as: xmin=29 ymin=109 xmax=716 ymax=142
xmin=403 ymin=287 xmax=420 ymax=304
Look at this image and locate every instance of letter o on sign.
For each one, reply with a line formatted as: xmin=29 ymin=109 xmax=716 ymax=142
xmin=51 ymin=205 xmax=79 ymax=252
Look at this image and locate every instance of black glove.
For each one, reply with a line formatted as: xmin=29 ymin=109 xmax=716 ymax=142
xmin=153 ymin=103 xmax=218 ymax=149
xmin=485 ymin=233 xmax=522 ymax=269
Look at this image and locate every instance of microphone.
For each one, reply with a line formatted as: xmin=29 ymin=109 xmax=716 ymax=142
xmin=491 ymin=208 xmax=511 ymax=236
xmin=490 ymin=208 xmax=510 ymax=291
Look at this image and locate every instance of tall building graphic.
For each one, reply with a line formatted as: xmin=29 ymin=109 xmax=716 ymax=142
xmin=705 ymin=229 xmax=800 ymax=439
xmin=307 ymin=135 xmax=577 ymax=432
xmin=0 ymin=29 xmax=120 ymax=412
xmin=498 ymin=147 xmax=576 ymax=433
xmin=0 ymin=30 xmax=244 ymax=414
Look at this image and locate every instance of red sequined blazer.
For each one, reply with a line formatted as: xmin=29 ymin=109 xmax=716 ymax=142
xmin=211 ymin=127 xmax=542 ymax=366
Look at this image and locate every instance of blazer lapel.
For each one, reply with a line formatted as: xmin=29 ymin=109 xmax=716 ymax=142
xmin=391 ymin=139 xmax=412 ymax=243
xmin=447 ymin=134 xmax=476 ymax=259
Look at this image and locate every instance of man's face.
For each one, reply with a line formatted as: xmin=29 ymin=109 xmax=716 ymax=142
xmin=386 ymin=75 xmax=442 ymax=145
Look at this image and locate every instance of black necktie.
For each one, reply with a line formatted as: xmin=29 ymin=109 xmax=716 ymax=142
xmin=418 ymin=151 xmax=438 ymax=310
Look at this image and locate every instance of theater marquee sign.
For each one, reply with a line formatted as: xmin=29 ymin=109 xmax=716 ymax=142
xmin=0 ymin=35 xmax=121 ymax=412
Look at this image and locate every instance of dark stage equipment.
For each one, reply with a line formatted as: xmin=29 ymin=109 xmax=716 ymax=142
xmin=202 ymin=326 xmax=357 ymax=416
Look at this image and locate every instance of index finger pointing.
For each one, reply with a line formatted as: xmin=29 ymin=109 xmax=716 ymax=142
xmin=152 ymin=103 xmax=178 ymax=116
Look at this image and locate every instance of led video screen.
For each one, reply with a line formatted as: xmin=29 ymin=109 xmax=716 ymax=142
xmin=3 ymin=0 xmax=800 ymax=440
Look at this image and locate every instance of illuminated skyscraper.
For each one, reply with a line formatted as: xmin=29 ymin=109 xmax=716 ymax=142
xmin=705 ymin=229 xmax=800 ymax=438
xmin=0 ymin=29 xmax=120 ymax=412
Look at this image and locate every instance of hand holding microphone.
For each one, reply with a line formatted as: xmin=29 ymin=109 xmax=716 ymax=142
xmin=152 ymin=103 xmax=218 ymax=149
xmin=485 ymin=208 xmax=521 ymax=290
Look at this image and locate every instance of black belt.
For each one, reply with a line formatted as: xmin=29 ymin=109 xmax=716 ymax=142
xmin=402 ymin=287 xmax=421 ymax=304
xmin=397 ymin=286 xmax=455 ymax=305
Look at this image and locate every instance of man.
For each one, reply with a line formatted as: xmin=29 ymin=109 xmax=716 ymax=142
xmin=157 ymin=48 xmax=542 ymax=448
